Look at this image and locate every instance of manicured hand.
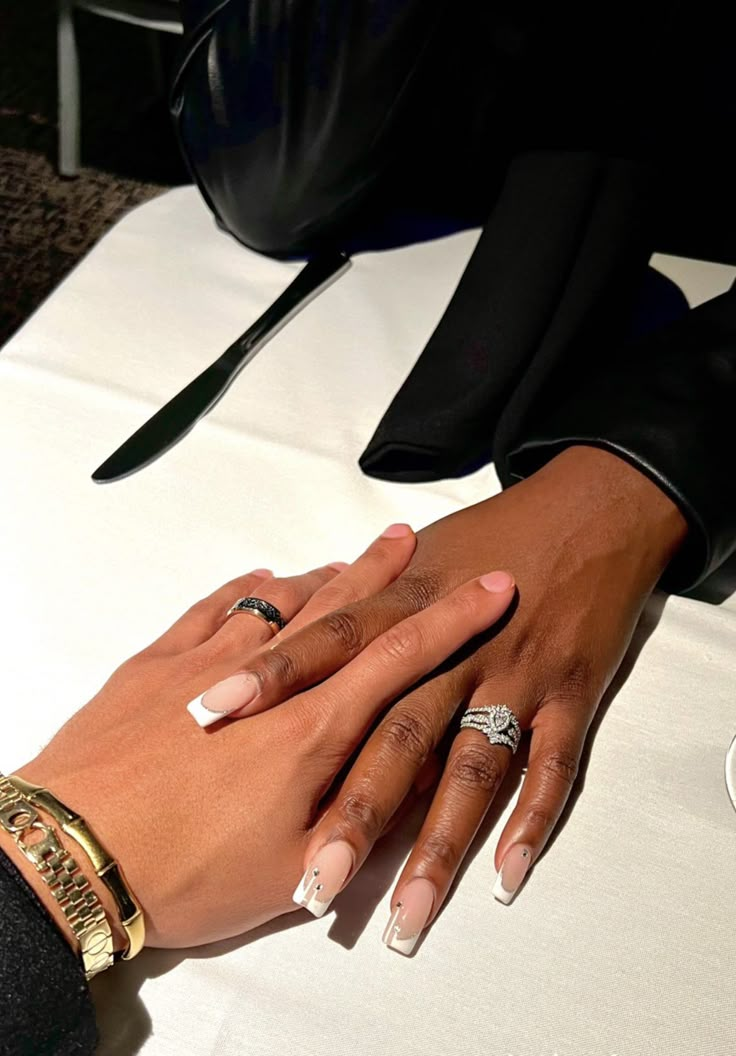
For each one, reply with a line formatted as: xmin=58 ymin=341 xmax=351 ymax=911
xmin=193 ymin=446 xmax=688 ymax=953
xmin=10 ymin=526 xmax=514 ymax=953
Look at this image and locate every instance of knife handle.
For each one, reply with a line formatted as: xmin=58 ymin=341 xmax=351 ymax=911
xmin=219 ymin=251 xmax=351 ymax=374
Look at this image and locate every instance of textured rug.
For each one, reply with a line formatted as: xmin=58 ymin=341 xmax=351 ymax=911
xmin=0 ymin=2 xmax=188 ymax=347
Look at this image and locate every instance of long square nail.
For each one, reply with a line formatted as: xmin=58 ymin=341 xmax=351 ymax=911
xmin=186 ymin=673 xmax=259 ymax=728
xmin=492 ymin=843 xmax=533 ymax=904
xmin=382 ymin=878 xmax=434 ymax=956
xmin=292 ymin=841 xmax=353 ymax=918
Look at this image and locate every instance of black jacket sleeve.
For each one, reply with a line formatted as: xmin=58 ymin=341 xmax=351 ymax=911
xmin=357 ymin=147 xmax=735 ymax=594
xmin=170 ymin=0 xmax=735 ymax=594
xmin=499 ymin=282 xmax=736 ymax=592
xmin=0 ymin=848 xmax=97 ymax=1056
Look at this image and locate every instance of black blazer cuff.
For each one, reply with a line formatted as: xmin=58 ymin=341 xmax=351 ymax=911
xmin=0 ymin=848 xmax=97 ymax=1055
xmin=501 ymin=285 xmax=736 ymax=593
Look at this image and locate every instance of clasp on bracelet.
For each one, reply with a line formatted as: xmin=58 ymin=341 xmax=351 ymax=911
xmin=0 ymin=800 xmax=38 ymax=833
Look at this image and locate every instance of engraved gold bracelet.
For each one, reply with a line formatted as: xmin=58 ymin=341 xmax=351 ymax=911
xmin=7 ymin=774 xmax=145 ymax=963
xmin=0 ymin=773 xmax=114 ymax=979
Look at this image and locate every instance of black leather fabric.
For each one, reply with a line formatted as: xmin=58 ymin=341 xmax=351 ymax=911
xmin=173 ymin=0 xmax=479 ymax=255
xmin=172 ymin=1 xmax=736 ymax=590
xmin=0 ymin=848 xmax=97 ymax=1056
xmin=504 ymin=283 xmax=736 ymax=592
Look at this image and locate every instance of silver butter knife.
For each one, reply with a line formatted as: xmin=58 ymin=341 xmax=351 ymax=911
xmin=92 ymin=251 xmax=351 ymax=483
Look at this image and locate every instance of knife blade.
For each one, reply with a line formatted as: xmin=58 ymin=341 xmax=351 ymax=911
xmin=92 ymin=251 xmax=351 ymax=483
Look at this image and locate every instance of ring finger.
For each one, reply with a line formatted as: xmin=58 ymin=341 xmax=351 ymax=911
xmin=383 ymin=692 xmax=533 ymax=955
xmin=184 ymin=564 xmax=342 ymax=720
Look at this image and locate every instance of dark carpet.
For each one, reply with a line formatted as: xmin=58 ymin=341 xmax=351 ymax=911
xmin=0 ymin=2 xmax=189 ymax=347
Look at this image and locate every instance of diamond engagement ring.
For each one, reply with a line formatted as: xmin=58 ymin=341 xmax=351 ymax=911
xmin=459 ymin=705 xmax=522 ymax=754
xmin=225 ymin=596 xmax=286 ymax=634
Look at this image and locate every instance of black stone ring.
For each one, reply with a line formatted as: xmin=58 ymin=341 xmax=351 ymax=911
xmin=225 ymin=597 xmax=287 ymax=633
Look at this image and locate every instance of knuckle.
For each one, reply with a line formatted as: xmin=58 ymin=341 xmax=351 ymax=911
xmin=321 ymin=608 xmax=366 ymax=657
xmin=206 ymin=635 xmax=238 ymax=665
xmin=550 ymin=657 xmax=595 ymax=708
xmin=523 ymin=804 xmax=554 ymax=833
xmin=283 ymin=700 xmax=344 ymax=770
xmin=496 ymin=622 xmax=541 ymax=669
xmin=109 ymin=654 xmax=146 ymax=684
xmin=541 ymin=749 xmax=579 ymax=787
xmin=177 ymin=641 xmax=228 ymax=677
xmin=393 ymin=566 xmax=444 ymax=611
xmin=380 ymin=708 xmax=434 ymax=766
xmin=417 ymin=831 xmax=459 ymax=871
xmin=259 ymin=646 xmax=301 ymax=689
xmin=185 ymin=597 xmax=214 ymax=620
xmin=312 ymin=581 xmax=361 ymax=611
xmin=294 ymin=712 xmax=343 ymax=765
xmin=448 ymin=743 xmax=504 ymax=794
xmin=228 ymin=573 xmax=265 ymax=600
xmin=378 ymin=621 xmax=424 ymax=664
xmin=339 ymin=788 xmax=385 ymax=842
xmin=254 ymin=581 xmax=290 ymax=612
xmin=447 ymin=585 xmax=485 ymax=621
xmin=310 ymin=566 xmax=340 ymax=592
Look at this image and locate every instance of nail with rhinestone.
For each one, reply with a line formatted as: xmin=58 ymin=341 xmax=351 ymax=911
xmin=292 ymin=841 xmax=354 ymax=918
xmin=382 ymin=878 xmax=435 ymax=956
xmin=492 ymin=843 xmax=533 ymax=905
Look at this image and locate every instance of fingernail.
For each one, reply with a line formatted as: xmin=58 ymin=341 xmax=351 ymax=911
xmin=479 ymin=570 xmax=515 ymax=593
xmin=382 ymin=878 xmax=434 ymax=956
xmin=251 ymin=568 xmax=273 ymax=578
xmin=381 ymin=523 xmax=412 ymax=538
xmin=492 ymin=843 xmax=533 ymax=904
xmin=292 ymin=841 xmax=354 ymax=917
xmin=186 ymin=673 xmax=260 ymax=728
xmin=328 ymin=561 xmax=350 ymax=572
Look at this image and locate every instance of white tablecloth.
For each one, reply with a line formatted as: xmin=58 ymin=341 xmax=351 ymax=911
xmin=1 ymin=187 xmax=735 ymax=1056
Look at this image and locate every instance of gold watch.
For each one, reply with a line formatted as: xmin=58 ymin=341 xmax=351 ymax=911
xmin=0 ymin=773 xmax=114 ymax=979
xmin=10 ymin=775 xmax=145 ymax=963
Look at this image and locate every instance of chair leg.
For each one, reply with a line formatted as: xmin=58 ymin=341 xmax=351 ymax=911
xmin=57 ymin=0 xmax=81 ymax=177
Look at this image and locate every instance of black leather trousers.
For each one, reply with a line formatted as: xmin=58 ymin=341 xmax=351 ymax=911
xmin=174 ymin=1 xmax=497 ymax=255
xmin=173 ymin=2 xmax=682 ymax=256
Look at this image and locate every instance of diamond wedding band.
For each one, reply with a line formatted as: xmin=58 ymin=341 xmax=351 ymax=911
xmin=459 ymin=704 xmax=522 ymax=754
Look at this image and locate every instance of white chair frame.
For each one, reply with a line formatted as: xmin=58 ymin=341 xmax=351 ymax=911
xmin=57 ymin=0 xmax=183 ymax=176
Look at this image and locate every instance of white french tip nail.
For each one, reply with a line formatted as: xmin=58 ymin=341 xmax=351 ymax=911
xmin=292 ymin=869 xmax=331 ymax=918
xmin=381 ymin=878 xmax=434 ymax=957
xmin=382 ymin=905 xmax=421 ymax=956
xmin=186 ymin=696 xmax=234 ymax=729
xmin=292 ymin=841 xmax=354 ymax=919
xmin=492 ymin=844 xmax=533 ymax=905
xmin=492 ymin=872 xmax=515 ymax=905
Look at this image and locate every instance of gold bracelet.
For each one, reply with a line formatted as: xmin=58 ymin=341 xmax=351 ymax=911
xmin=0 ymin=773 xmax=114 ymax=980
xmin=7 ymin=775 xmax=146 ymax=962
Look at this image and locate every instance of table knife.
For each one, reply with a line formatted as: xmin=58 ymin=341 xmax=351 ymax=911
xmin=92 ymin=251 xmax=351 ymax=483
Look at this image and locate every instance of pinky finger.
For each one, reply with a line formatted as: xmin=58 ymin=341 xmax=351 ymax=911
xmin=490 ymin=702 xmax=589 ymax=906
